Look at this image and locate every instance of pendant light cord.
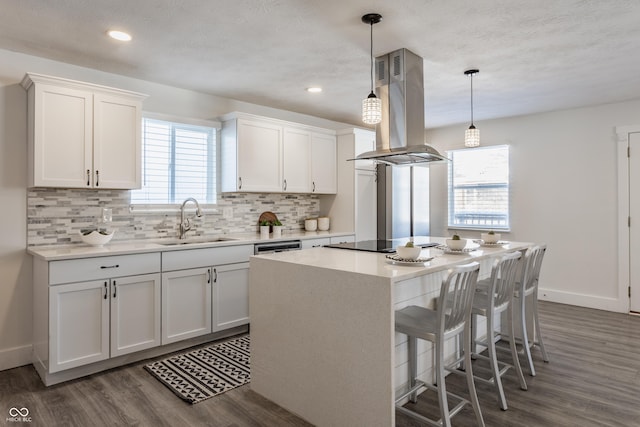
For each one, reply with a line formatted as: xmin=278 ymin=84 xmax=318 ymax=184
xmin=469 ymin=72 xmax=474 ymax=126
xmin=369 ymin=21 xmax=374 ymax=93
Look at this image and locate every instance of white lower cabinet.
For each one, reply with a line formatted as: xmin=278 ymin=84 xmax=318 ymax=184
xmin=161 ymin=267 xmax=212 ymax=344
xmin=49 ymin=272 xmax=161 ymax=373
xmin=49 ymin=280 xmax=109 ymax=373
xmin=213 ymin=263 xmax=250 ymax=331
xmin=301 ymin=237 xmax=331 ymax=249
xmin=110 ymin=274 xmax=161 ymax=357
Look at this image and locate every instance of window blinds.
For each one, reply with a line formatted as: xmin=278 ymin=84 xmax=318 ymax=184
xmin=447 ymin=145 xmax=509 ymax=229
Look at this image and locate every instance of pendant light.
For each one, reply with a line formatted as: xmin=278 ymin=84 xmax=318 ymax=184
xmin=361 ymin=13 xmax=382 ymax=125
xmin=464 ymin=69 xmax=480 ymax=147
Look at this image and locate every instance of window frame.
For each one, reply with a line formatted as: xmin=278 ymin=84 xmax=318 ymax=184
xmin=130 ymin=112 xmax=221 ymax=208
xmin=446 ymin=144 xmax=511 ymax=232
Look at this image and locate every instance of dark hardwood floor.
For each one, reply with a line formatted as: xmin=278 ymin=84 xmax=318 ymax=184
xmin=1 ymin=301 xmax=638 ymax=426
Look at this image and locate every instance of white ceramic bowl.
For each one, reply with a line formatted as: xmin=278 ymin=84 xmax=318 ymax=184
xmin=446 ymin=238 xmax=467 ymax=250
xmin=481 ymin=232 xmax=501 ymax=244
xmin=396 ymin=245 xmax=422 ymax=260
xmin=80 ymin=230 xmax=114 ymax=246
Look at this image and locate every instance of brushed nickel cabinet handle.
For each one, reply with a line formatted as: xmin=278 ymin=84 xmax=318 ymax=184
xmin=95 ymin=170 xmax=99 ymax=187
xmin=86 ymin=169 xmax=91 ymax=186
xmin=283 ymin=179 xmax=287 ymax=191
xmin=100 ymin=264 xmax=119 ymax=269
xmin=104 ymin=282 xmax=108 ymax=300
xmin=239 ymin=177 xmax=242 ymax=190
xmin=312 ymin=182 xmax=316 ymax=192
xmin=207 ymin=268 xmax=211 ymax=284
xmin=214 ymin=268 xmax=218 ymax=283
xmin=113 ymin=280 xmax=117 ymax=298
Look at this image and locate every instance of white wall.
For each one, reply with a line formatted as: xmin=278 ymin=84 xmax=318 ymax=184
xmin=427 ymin=100 xmax=640 ymax=312
xmin=0 ymin=48 xmax=351 ymax=371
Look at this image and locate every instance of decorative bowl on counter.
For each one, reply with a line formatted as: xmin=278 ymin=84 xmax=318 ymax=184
xmin=481 ymin=232 xmax=501 ymax=244
xmin=80 ymin=230 xmax=114 ymax=246
xmin=445 ymin=238 xmax=467 ymax=250
xmin=396 ymin=245 xmax=422 ymax=260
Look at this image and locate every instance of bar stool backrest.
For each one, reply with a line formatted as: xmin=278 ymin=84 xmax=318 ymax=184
xmin=520 ymin=245 xmax=547 ymax=297
xmin=490 ymin=251 xmax=522 ymax=312
xmin=438 ymin=262 xmax=480 ymax=339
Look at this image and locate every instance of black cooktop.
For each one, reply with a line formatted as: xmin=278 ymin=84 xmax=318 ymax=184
xmin=325 ymin=237 xmax=438 ymax=253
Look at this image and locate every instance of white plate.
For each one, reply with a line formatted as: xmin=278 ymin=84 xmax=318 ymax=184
xmin=435 ymin=244 xmax=479 ymax=254
xmin=475 ymin=239 xmax=509 ymax=247
xmin=385 ymin=254 xmax=433 ymax=266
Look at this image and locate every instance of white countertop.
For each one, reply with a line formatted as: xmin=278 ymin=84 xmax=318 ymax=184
xmin=27 ymin=230 xmax=354 ymax=261
xmin=252 ymin=237 xmax=532 ymax=282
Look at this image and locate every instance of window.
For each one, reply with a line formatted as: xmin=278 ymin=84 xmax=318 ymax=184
xmin=447 ymin=145 xmax=510 ymax=230
xmin=131 ymin=116 xmax=218 ymax=204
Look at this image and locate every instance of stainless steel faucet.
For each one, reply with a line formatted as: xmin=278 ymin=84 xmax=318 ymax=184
xmin=179 ymin=197 xmax=203 ymax=239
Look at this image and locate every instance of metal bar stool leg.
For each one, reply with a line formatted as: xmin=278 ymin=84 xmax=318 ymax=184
xmin=486 ymin=304 xmax=508 ymax=410
xmin=408 ymin=335 xmax=418 ymax=403
xmin=532 ymin=294 xmax=550 ymax=363
xmin=508 ymin=300 xmax=528 ymax=390
xmin=519 ymin=292 xmax=536 ymax=376
xmin=463 ymin=319 xmax=485 ymax=426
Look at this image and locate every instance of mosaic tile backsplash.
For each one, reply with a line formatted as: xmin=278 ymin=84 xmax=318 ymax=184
xmin=27 ymin=188 xmax=320 ymax=246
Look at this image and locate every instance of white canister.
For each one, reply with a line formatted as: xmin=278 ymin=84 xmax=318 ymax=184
xmin=317 ymin=217 xmax=330 ymax=231
xmin=304 ymin=218 xmax=318 ymax=231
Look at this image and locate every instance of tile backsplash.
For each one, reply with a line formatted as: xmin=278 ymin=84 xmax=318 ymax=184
xmin=27 ymin=188 xmax=320 ymax=246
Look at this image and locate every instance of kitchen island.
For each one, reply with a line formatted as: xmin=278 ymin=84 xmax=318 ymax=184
xmin=249 ymin=237 xmax=533 ymax=426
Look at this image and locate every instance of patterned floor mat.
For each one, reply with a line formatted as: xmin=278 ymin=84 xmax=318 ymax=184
xmin=144 ymin=335 xmax=250 ymax=404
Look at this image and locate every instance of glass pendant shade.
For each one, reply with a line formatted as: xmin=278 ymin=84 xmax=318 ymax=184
xmin=465 ymin=125 xmax=480 ymax=147
xmin=362 ymin=92 xmax=382 ymax=125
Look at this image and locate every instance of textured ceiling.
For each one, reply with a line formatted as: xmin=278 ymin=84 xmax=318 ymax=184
xmin=1 ymin=0 xmax=639 ymax=127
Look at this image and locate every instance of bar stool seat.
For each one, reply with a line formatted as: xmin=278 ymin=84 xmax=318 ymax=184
xmin=395 ymin=262 xmax=485 ymax=427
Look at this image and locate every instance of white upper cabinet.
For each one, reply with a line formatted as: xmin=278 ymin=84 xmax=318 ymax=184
xmin=21 ymin=73 xmax=146 ymax=189
xmin=221 ymin=112 xmax=336 ymax=194
xmin=311 ymin=132 xmax=337 ymax=194
xmin=283 ymin=127 xmax=312 ymax=192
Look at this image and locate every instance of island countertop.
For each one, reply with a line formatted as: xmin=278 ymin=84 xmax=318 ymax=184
xmin=251 ymin=236 xmax=532 ymax=282
xmin=249 ymin=237 xmax=535 ymax=427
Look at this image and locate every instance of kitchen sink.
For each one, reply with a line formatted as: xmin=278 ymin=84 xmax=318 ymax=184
xmin=159 ymin=237 xmax=238 ymax=246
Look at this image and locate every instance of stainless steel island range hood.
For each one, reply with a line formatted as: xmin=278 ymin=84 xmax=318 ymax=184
xmin=351 ymin=48 xmax=449 ymax=165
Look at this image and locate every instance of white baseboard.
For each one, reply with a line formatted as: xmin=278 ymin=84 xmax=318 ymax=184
xmin=0 ymin=344 xmax=32 ymax=371
xmin=539 ymin=287 xmax=627 ymax=313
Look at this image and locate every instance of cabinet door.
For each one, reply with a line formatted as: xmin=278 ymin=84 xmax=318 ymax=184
xmin=110 ymin=274 xmax=161 ymax=357
xmin=356 ymin=169 xmax=378 ymax=241
xmin=93 ymin=93 xmax=142 ymax=189
xmin=161 ymin=267 xmax=212 ymax=344
xmin=236 ymin=119 xmax=282 ymax=192
xmin=311 ymin=133 xmax=337 ymax=194
xmin=49 ymin=280 xmax=109 ymax=373
xmin=32 ymin=84 xmax=93 ymax=188
xmin=283 ymin=127 xmax=311 ymax=192
xmin=212 ymin=263 xmax=249 ymax=331
xmin=301 ymin=238 xmax=331 ymax=249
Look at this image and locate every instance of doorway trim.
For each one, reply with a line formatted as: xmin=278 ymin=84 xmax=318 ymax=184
xmin=616 ymin=125 xmax=640 ymax=313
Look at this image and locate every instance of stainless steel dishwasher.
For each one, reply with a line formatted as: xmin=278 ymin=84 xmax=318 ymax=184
xmin=253 ymin=240 xmax=302 ymax=255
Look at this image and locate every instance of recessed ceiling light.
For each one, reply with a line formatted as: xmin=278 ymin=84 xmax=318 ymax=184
xmin=307 ymin=87 xmax=322 ymax=93
xmin=107 ymin=30 xmax=132 ymax=42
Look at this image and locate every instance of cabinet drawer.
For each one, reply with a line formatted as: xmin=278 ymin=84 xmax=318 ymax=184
xmin=162 ymin=244 xmax=253 ymax=271
xmin=49 ymin=253 xmax=161 ymax=285
xmin=301 ymin=238 xmax=331 ymax=249
xmin=330 ymin=235 xmax=355 ymax=244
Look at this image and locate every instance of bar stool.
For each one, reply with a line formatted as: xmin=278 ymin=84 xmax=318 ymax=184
xmin=469 ymin=251 xmax=527 ymax=410
xmin=477 ymin=245 xmax=550 ymax=376
xmin=515 ymin=245 xmax=550 ymax=376
xmin=395 ymin=262 xmax=484 ymax=427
